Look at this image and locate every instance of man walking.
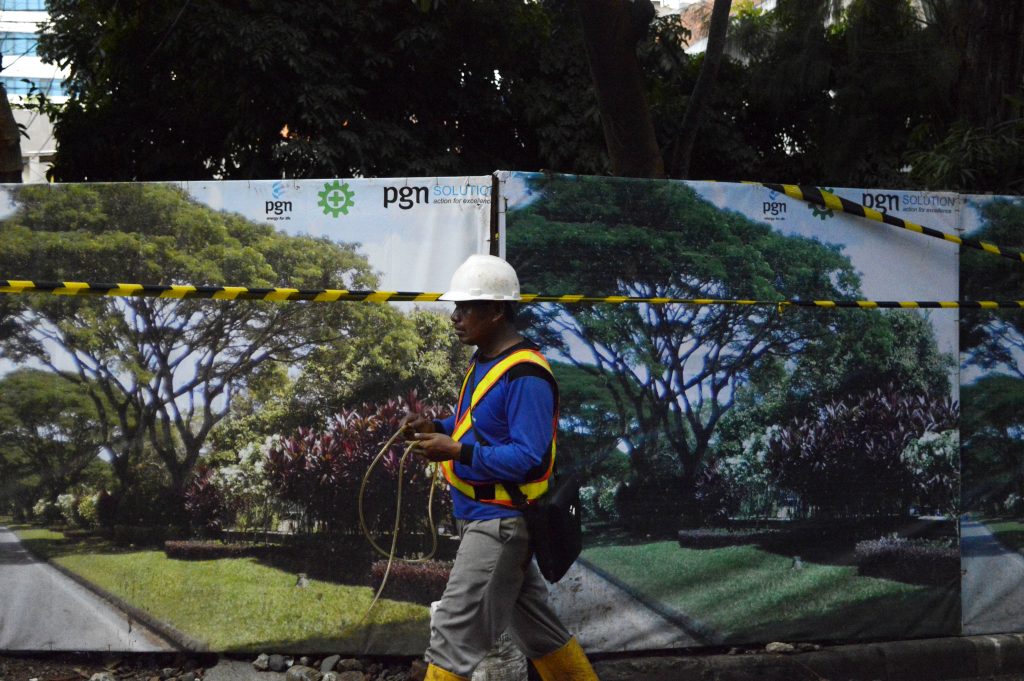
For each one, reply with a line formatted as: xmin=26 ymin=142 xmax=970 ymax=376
xmin=405 ymin=254 xmax=598 ymax=681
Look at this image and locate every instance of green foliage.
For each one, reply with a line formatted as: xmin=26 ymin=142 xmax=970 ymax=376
xmin=37 ymin=0 xmax=608 ymax=181
xmin=765 ymin=386 xmax=958 ymax=518
xmin=960 ymin=198 xmax=1024 ymax=373
xmin=910 ymin=120 xmax=1024 ymax=193
xmin=288 ymin=307 xmax=468 ymax=426
xmin=0 ymin=368 xmax=111 ymax=514
xmin=961 ymin=374 xmax=1024 ymax=513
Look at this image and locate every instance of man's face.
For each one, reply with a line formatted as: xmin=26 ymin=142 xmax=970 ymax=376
xmin=450 ymin=301 xmax=501 ymax=346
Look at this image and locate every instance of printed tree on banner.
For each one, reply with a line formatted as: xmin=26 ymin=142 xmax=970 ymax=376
xmin=960 ymin=197 xmax=1024 ymax=515
xmin=0 ymin=183 xmax=388 ymax=523
xmin=507 ymin=175 xmax=864 ymax=529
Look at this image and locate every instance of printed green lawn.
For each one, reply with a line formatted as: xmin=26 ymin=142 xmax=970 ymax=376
xmin=583 ymin=541 xmax=954 ymax=642
xmin=982 ymin=518 xmax=1024 ymax=555
xmin=15 ymin=528 xmax=429 ymax=652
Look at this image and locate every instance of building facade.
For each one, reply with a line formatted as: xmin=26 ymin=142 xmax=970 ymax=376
xmin=1 ymin=0 xmax=66 ymax=183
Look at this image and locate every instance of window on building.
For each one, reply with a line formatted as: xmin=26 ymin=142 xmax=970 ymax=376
xmin=0 ymin=32 xmax=39 ymax=57
xmin=3 ymin=0 xmax=48 ymax=10
xmin=0 ymin=76 xmax=65 ymax=97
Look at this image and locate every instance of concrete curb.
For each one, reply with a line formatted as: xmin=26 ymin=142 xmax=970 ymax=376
xmin=591 ymin=634 xmax=1024 ymax=681
xmin=15 ymin=535 xmax=208 ymax=653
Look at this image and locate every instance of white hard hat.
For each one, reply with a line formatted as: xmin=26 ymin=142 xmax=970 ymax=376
xmin=440 ymin=254 xmax=521 ymax=301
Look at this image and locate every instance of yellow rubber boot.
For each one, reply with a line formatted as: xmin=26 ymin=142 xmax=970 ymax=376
xmin=532 ymin=637 xmax=599 ymax=681
xmin=424 ymin=662 xmax=469 ymax=681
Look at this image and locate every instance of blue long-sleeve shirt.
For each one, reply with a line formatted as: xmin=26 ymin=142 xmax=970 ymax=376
xmin=435 ymin=340 xmax=556 ymax=521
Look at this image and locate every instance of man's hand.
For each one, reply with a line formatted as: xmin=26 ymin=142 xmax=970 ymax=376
xmin=401 ymin=412 xmax=436 ymax=438
xmin=410 ymin=432 xmax=461 ymax=462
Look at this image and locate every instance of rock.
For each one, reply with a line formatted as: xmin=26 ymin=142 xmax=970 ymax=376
xmin=296 ymin=573 xmax=310 ymax=587
xmin=299 ymin=657 xmax=311 ymax=667
xmin=336 ymin=672 xmax=365 ymax=681
xmin=286 ymin=665 xmax=323 ymax=681
xmin=321 ymin=655 xmax=341 ymax=673
xmin=180 ymin=672 xmax=196 ymax=681
xmin=765 ymin=641 xmax=796 ymax=653
xmin=268 ymin=655 xmax=288 ymax=672
xmin=253 ymin=654 xmax=271 ymax=672
xmin=322 ymin=674 xmax=340 ymax=681
xmin=89 ymin=674 xmax=117 ymax=681
xmin=337 ymin=667 xmax=366 ymax=679
xmin=407 ymin=659 xmax=428 ymax=681
xmin=797 ymin=642 xmax=822 ymax=652
xmin=161 ymin=668 xmax=178 ymax=679
xmin=336 ymin=659 xmax=364 ymax=672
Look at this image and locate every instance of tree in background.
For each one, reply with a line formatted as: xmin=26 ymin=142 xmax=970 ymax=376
xmin=961 ymin=375 xmax=1024 ymax=515
xmin=36 ymin=0 xmax=612 ymax=181
xmin=0 ymin=369 xmax=114 ymax=517
xmin=958 ymin=198 xmax=1024 ymax=513
xmin=508 ymin=174 xmax=862 ymax=527
xmin=0 ymin=183 xmax=396 ymax=523
xmin=29 ymin=0 xmax=1024 ymax=192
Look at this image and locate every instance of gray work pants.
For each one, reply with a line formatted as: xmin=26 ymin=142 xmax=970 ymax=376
xmin=425 ymin=516 xmax=572 ymax=677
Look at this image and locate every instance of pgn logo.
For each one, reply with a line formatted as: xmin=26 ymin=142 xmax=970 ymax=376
xmin=384 ymin=185 xmax=428 ymax=210
xmin=862 ymin=192 xmax=899 ymax=213
xmin=265 ymin=200 xmax=292 ymax=216
xmin=763 ymin=201 xmax=787 ymax=217
xmin=265 ymin=182 xmax=293 ymax=219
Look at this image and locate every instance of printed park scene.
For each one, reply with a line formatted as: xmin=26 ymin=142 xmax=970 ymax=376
xmin=0 ymin=183 xmax=472 ymax=653
xmin=506 ymin=174 xmax=962 ymax=646
xmin=958 ymin=195 xmax=1024 ymax=635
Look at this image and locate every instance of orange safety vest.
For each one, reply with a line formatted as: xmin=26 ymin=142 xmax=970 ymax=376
xmin=440 ymin=348 xmax=557 ymax=507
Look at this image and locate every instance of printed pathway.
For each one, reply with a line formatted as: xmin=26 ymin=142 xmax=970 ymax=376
xmin=544 ymin=559 xmax=703 ymax=652
xmin=0 ymin=525 xmax=173 ymax=651
xmin=961 ymin=518 xmax=1024 ymax=635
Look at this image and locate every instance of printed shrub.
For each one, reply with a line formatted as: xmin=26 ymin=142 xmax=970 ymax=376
xmin=854 ymin=536 xmax=958 ymax=586
xmin=164 ymin=540 xmax=259 ymax=560
xmin=370 ymin=559 xmax=452 ymax=605
xmin=76 ymin=493 xmax=100 ymax=529
xmin=95 ymin=490 xmax=118 ymax=529
xmin=677 ymin=527 xmax=778 ymax=549
xmin=1004 ymin=493 xmax=1024 ymax=516
xmin=266 ymin=392 xmax=451 ymax=537
xmin=112 ymin=524 xmax=184 ymax=547
xmin=766 ymin=386 xmax=958 ymax=518
xmin=56 ymin=493 xmax=80 ymax=527
xmin=32 ymin=498 xmax=61 ymax=524
xmin=184 ymin=465 xmax=228 ymax=538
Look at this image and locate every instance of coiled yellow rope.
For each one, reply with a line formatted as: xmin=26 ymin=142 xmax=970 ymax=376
xmin=354 ymin=427 xmax=442 ymax=625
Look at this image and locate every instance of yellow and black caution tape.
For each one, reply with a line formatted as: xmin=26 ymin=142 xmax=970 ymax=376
xmin=1 ymin=279 xmax=1022 ymax=309
xmin=751 ymin=182 xmax=1024 ymax=263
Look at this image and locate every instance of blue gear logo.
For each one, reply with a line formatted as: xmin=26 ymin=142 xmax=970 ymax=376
xmin=318 ymin=181 xmax=356 ymax=218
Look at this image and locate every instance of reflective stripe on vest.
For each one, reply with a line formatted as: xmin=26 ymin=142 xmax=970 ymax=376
xmin=440 ymin=349 xmax=556 ymax=507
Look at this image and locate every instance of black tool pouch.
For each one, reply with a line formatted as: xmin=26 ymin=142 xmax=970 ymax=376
xmin=502 ymin=471 xmax=582 ymax=584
